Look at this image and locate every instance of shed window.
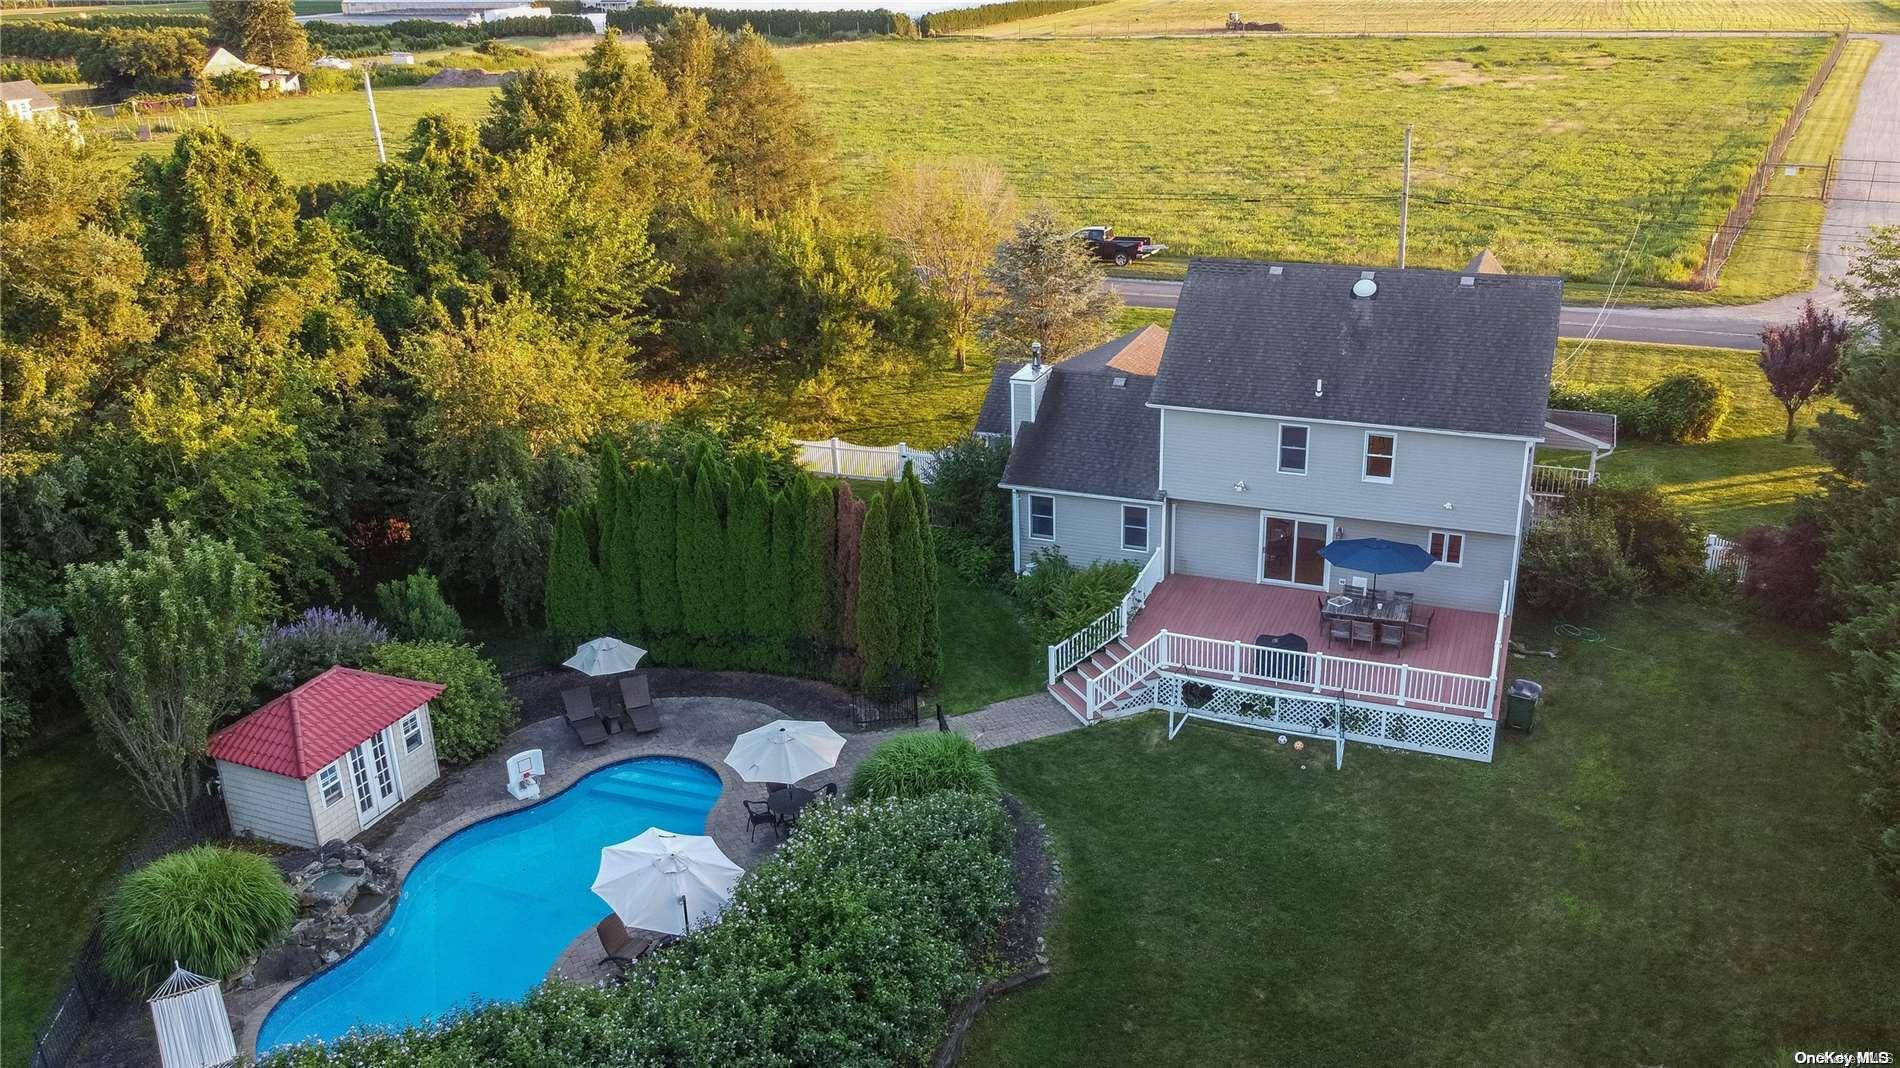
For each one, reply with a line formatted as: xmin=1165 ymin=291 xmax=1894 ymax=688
xmin=1122 ymin=506 xmax=1149 ymax=551
xmin=401 ymin=712 xmax=424 ymax=753
xmin=318 ymin=763 xmax=344 ymax=807
xmin=1363 ymin=433 xmax=1396 ymax=482
xmin=1028 ymin=495 xmax=1054 ymax=540
xmin=1429 ymin=531 xmax=1465 ymax=566
xmin=1278 ymin=424 xmax=1308 ymax=474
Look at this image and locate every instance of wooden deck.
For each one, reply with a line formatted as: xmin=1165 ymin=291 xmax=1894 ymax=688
xmin=1127 ymin=575 xmax=1505 ymax=683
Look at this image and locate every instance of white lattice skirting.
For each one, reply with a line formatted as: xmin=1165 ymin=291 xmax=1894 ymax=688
xmin=1151 ymin=675 xmax=1497 ymax=764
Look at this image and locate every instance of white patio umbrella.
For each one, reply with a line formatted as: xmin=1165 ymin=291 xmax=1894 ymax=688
xmin=591 ymin=829 xmax=743 ymax=935
xmin=723 ymin=719 xmax=846 ymax=785
xmin=564 ymin=636 xmax=646 ymax=677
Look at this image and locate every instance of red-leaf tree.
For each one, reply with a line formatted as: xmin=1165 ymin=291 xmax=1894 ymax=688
xmin=1757 ymin=299 xmax=1848 ymax=442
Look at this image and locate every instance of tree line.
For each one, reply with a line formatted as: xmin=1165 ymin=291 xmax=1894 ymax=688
xmin=546 ymin=444 xmax=942 ymax=692
xmin=607 ymin=6 xmax=917 ymax=40
xmin=917 ymin=0 xmax=1108 ymax=35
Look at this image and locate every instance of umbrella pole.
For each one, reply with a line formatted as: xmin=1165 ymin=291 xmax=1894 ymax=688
xmin=680 ymin=894 xmax=690 ymax=933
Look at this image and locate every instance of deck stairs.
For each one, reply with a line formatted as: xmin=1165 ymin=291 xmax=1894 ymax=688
xmin=1048 ymin=637 xmax=1157 ymax=724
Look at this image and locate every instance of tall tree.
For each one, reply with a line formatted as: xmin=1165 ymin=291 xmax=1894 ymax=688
xmin=677 ymin=456 xmax=727 ymax=661
xmin=578 ymin=29 xmax=671 ymax=146
xmin=764 ymin=483 xmax=802 ymax=674
xmin=875 ymin=161 xmax=1018 ymax=371
xmin=647 ymin=12 xmax=717 ymax=140
xmin=984 ymin=206 xmax=1121 ymax=359
xmin=603 ymin=479 xmax=643 ymax=641
xmin=855 ymin=494 xmax=897 ymax=691
xmin=791 ymin=478 xmax=836 ymax=666
xmin=634 ymin=465 xmax=682 ymax=656
xmin=732 ymin=477 xmax=775 ymax=668
xmin=545 ymin=504 xmax=604 ymax=640
xmin=63 ymin=522 xmax=265 ymax=824
xmin=241 ymin=0 xmax=310 ymax=77
xmin=479 ymin=67 xmax=600 ymax=174
xmin=207 ymin=0 xmax=247 ymax=50
xmin=706 ymin=26 xmax=828 ymax=214
xmin=834 ymin=480 xmax=867 ymax=675
xmin=902 ymin=461 xmax=943 ymax=686
xmin=1758 ymin=299 xmax=1848 ymax=442
xmin=886 ymin=479 xmax=927 ymax=687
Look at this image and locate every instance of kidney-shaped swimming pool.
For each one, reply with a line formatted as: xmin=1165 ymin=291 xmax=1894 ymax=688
xmin=257 ymin=756 xmax=723 ymax=1054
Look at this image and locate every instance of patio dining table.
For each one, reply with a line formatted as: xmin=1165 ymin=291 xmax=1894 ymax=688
xmin=1323 ymin=592 xmax=1413 ymax=624
xmin=766 ymin=785 xmax=818 ymax=820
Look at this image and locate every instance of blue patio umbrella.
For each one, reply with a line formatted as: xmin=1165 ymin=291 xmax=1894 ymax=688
xmin=1316 ymin=537 xmax=1436 ymax=594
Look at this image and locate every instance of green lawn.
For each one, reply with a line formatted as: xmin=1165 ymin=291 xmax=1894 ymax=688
xmin=970 ymin=600 xmax=1900 ymax=1065
xmin=788 ymin=35 xmax=1828 ymax=288
xmin=1 ymin=734 xmax=152 ymax=1068
xmin=1556 ymin=338 xmax=1835 ymax=533
xmin=936 ymin=569 xmax=1045 ymax=715
xmin=971 ymin=0 xmax=1900 ymax=35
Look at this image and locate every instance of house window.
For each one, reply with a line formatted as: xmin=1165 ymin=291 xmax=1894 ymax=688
xmin=1429 ymin=531 xmax=1465 ymax=566
xmin=401 ymin=712 xmax=424 ymax=753
xmin=318 ymin=763 xmax=344 ymax=807
xmin=1122 ymin=506 xmax=1149 ymax=551
xmin=1363 ymin=433 xmax=1396 ymax=482
xmin=1028 ymin=495 xmax=1054 ymax=540
xmin=1278 ymin=424 xmax=1308 ymax=474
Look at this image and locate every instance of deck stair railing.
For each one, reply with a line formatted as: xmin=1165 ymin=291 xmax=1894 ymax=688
xmin=1045 ymin=544 xmax=1165 ymax=685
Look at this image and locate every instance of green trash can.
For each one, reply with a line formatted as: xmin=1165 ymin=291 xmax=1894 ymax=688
xmin=1504 ymin=679 xmax=1542 ymax=733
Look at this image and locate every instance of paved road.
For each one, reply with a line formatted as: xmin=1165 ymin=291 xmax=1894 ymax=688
xmin=1110 ymin=34 xmax=1900 ymax=351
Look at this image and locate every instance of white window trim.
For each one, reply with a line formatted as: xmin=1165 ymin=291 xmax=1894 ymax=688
xmin=1429 ymin=530 xmax=1466 ymax=567
xmin=1027 ymin=494 xmax=1055 ymax=541
xmin=1121 ymin=506 xmax=1149 ymax=551
xmin=1277 ymin=423 xmax=1310 ymax=475
xmin=1362 ymin=431 xmax=1396 ymax=483
xmin=318 ymin=762 xmax=344 ymax=808
xmin=401 ymin=711 xmax=424 ymax=753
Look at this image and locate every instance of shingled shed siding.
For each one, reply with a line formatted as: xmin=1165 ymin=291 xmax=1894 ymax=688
xmin=219 ymin=760 xmax=319 ymax=848
xmin=1015 ymin=492 xmax=1156 ymax=570
xmin=1160 ymin=409 xmax=1529 ymax=536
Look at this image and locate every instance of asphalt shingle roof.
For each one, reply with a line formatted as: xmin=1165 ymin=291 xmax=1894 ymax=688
xmin=208 ymin=667 xmax=445 ymax=779
xmin=1148 ymin=259 xmax=1562 ymax=438
xmin=999 ymin=360 xmax=1161 ymax=501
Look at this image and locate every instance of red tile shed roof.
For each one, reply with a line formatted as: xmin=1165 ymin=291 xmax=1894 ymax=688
xmin=209 ymin=667 xmax=444 ymax=779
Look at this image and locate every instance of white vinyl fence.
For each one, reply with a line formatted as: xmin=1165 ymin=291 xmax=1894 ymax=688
xmin=794 ymin=438 xmax=937 ymax=482
xmin=1704 ymin=533 xmax=1747 ymax=581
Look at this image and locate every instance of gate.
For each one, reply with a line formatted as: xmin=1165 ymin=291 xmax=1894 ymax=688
xmin=1825 ymin=158 xmax=1900 ymax=203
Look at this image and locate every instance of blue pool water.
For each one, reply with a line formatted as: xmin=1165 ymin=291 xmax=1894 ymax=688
xmin=257 ymin=757 xmax=723 ymax=1053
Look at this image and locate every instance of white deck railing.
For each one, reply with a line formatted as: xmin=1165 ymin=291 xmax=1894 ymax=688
xmin=1530 ymin=463 xmax=1592 ymax=497
xmin=794 ymin=438 xmax=937 ymax=482
xmin=1045 ymin=545 xmax=1165 ymax=685
xmin=1147 ymin=632 xmax=1497 ymax=717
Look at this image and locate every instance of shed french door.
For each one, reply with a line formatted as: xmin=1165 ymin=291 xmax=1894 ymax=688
xmin=1259 ymin=512 xmax=1332 ymax=589
xmin=347 ymin=727 xmax=401 ymax=829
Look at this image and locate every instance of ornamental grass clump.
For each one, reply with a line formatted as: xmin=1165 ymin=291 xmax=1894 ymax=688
xmin=849 ymin=731 xmax=1000 ymax=802
xmin=102 ymin=845 xmax=296 ymax=990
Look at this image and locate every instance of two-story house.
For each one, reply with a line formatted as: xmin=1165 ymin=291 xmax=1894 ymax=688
xmin=976 ymin=258 xmax=1614 ymax=764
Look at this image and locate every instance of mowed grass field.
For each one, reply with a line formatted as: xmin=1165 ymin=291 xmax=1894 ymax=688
xmin=971 ymin=0 xmax=1900 ymax=36
xmin=783 ymin=36 xmax=1828 ymax=285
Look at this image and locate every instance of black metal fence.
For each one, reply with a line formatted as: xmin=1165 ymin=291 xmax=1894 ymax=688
xmin=841 ymin=682 xmax=922 ymax=731
xmin=31 ymin=929 xmax=108 ymax=1068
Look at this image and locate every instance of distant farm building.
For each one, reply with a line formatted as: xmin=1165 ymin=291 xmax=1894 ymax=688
xmin=202 ymin=47 xmax=301 ymax=92
xmin=306 ymin=1 xmax=553 ymax=27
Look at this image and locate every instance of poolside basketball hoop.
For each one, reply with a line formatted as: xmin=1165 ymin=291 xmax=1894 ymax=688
xmin=506 ymin=749 xmax=544 ymax=800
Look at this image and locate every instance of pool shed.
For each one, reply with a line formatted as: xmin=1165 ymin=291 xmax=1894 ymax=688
xmin=209 ymin=667 xmax=446 ymax=848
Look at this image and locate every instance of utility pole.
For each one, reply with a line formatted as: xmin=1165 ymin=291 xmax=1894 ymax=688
xmin=1398 ymin=124 xmax=1412 ymax=268
xmin=363 ymin=69 xmax=386 ymax=164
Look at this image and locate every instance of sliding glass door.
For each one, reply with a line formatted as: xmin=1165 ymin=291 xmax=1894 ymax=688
xmin=1260 ymin=513 xmax=1331 ymax=588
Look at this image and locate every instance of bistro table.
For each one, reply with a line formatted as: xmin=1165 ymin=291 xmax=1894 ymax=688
xmin=766 ymin=784 xmax=818 ymax=821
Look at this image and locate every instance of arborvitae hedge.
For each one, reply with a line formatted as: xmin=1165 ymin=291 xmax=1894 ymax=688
xmin=887 ymin=477 xmax=927 ymax=685
xmin=902 ymin=463 xmax=943 ymax=687
xmin=678 ymin=459 xmax=727 ymax=663
xmin=918 ymin=0 xmax=1107 ymax=36
xmin=855 ymin=493 xmax=898 ymax=691
xmin=793 ymin=480 xmax=836 ymax=658
xmin=634 ymin=465 xmax=682 ymax=658
xmin=544 ymin=505 xmax=604 ymax=641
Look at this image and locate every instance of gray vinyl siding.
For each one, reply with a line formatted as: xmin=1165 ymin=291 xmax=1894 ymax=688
xmin=1159 ymin=408 xmax=1532 ymax=536
xmin=309 ymin=755 xmax=365 ymax=845
xmin=1014 ymin=491 xmax=1157 ymax=570
xmin=393 ymin=705 xmax=441 ymax=797
xmin=1326 ymin=519 xmax=1514 ymax=612
xmin=218 ymin=760 xmax=318 ymax=848
xmin=1169 ymin=501 xmax=1260 ymax=582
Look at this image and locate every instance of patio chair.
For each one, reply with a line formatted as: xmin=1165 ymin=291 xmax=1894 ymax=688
xmin=742 ymin=799 xmax=783 ymax=841
xmin=1349 ymin=620 xmax=1376 ymax=649
xmin=619 ymin=676 xmax=660 ymax=734
xmin=1405 ymin=610 xmax=1435 ymax=648
xmin=1378 ymin=623 xmax=1405 ymax=651
xmin=1325 ymin=615 xmax=1352 ymax=646
xmin=595 ymin=914 xmax=655 ymax=968
xmin=561 ymin=687 xmax=608 ymax=747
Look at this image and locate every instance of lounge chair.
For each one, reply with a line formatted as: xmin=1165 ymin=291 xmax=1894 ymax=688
xmin=742 ymin=799 xmax=782 ymax=841
xmin=562 ymin=687 xmax=608 ymax=747
xmin=595 ymin=914 xmax=655 ymax=968
xmin=619 ymin=676 xmax=660 ymax=734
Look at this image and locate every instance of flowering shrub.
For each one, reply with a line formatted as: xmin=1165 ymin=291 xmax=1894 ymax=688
xmin=262 ymin=792 xmax=1013 ymax=1067
xmin=368 ymin=641 xmax=517 ymax=763
xmin=259 ymin=607 xmax=390 ymax=691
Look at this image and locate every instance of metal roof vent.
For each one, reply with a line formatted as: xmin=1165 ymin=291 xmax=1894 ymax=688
xmin=1111 ymin=375 xmax=1128 ymax=388
xmin=1459 ymin=276 xmax=1476 ymax=287
xmin=1268 ymin=265 xmax=1284 ymax=276
xmin=1351 ymin=278 xmax=1378 ymax=299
